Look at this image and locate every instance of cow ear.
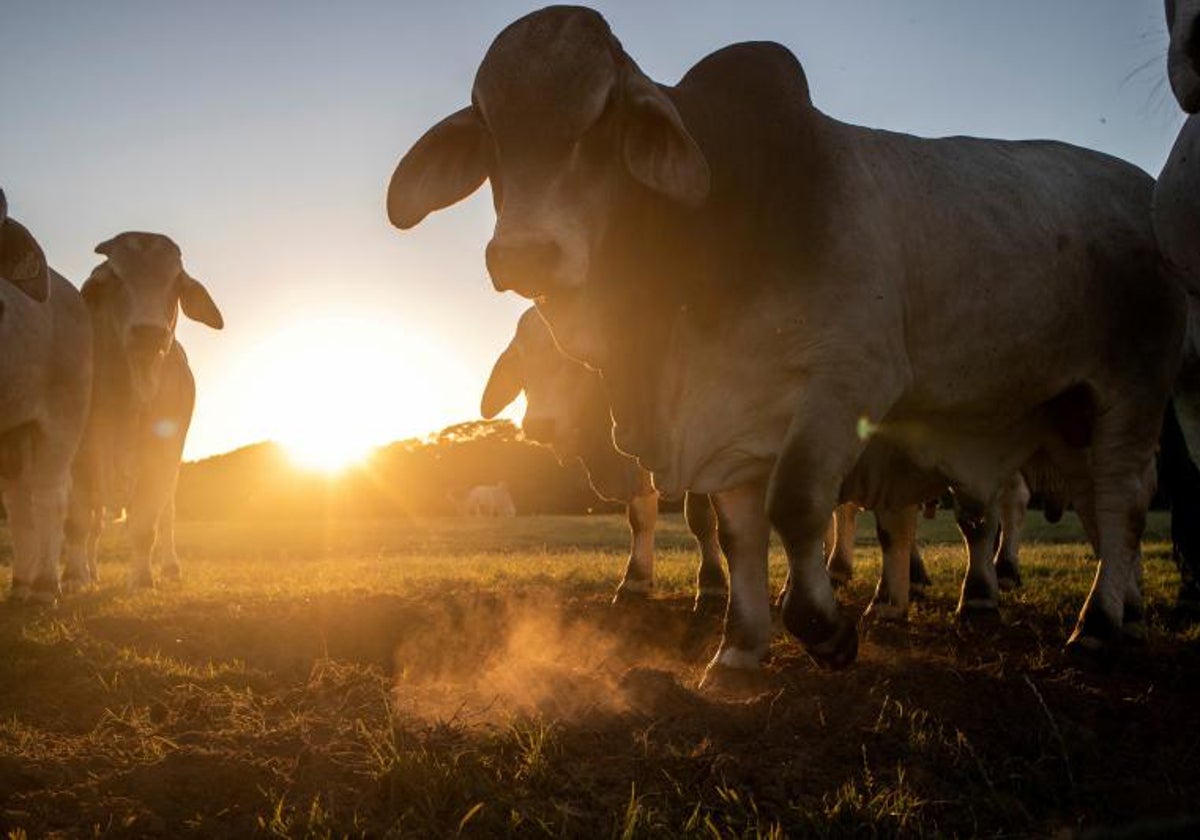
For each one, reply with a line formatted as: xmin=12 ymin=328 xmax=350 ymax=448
xmin=387 ymin=107 xmax=490 ymax=230
xmin=621 ymin=69 xmax=710 ymax=207
xmin=179 ymin=270 xmax=224 ymax=329
xmin=81 ymin=262 xmax=115 ymax=306
xmin=0 ymin=217 xmax=51 ymax=302
xmin=481 ymin=344 xmax=523 ymax=419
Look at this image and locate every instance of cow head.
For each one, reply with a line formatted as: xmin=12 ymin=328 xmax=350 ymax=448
xmin=480 ymin=306 xmax=605 ymax=460
xmin=1168 ymin=0 xmax=1200 ymax=112
xmin=387 ymin=5 xmax=709 ymax=298
xmin=82 ymin=232 xmax=223 ymax=403
xmin=0 ymin=188 xmax=52 ymax=305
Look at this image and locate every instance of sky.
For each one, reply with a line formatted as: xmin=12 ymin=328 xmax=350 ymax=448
xmin=1 ymin=1 xmax=1187 ymax=463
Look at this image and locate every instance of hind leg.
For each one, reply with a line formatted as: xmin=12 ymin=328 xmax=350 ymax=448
xmin=685 ymin=492 xmax=727 ymax=613
xmin=995 ymin=472 xmax=1031 ymax=591
xmin=826 ymin=503 xmax=857 ymax=587
xmin=1066 ymin=408 xmax=1159 ymax=656
xmin=153 ymin=496 xmax=181 ymax=583
xmin=865 ymin=505 xmax=917 ymax=621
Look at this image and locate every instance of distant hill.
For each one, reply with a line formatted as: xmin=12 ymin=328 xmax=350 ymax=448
xmin=175 ymin=420 xmax=621 ymax=520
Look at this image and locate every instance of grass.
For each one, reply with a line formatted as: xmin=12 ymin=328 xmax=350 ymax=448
xmin=1 ymin=511 xmax=1198 ymax=837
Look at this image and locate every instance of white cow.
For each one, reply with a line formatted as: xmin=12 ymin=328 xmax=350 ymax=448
xmin=455 ymin=482 xmax=517 ymax=517
xmin=0 ymin=189 xmax=93 ymax=603
xmin=388 ymin=7 xmax=1182 ymax=679
xmin=62 ymin=232 xmax=223 ymax=590
xmin=482 ymin=307 xmax=727 ymax=608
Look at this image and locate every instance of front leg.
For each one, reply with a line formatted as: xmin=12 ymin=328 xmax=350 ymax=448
xmin=700 ymin=481 xmax=773 ymax=684
xmin=771 ymin=375 xmax=899 ymax=669
xmin=152 ymin=496 xmax=181 ymax=582
xmin=613 ymin=491 xmax=658 ymax=603
xmin=954 ymin=493 xmax=1003 ymax=619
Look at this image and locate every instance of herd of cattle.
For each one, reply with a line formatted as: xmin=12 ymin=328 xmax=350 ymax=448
xmin=2 ymin=3 xmax=1200 ymax=686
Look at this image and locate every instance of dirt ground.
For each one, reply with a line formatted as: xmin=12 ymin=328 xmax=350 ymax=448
xmin=2 ymin=514 xmax=1199 ymax=837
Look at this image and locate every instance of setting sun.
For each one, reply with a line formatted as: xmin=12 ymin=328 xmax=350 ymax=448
xmin=222 ymin=314 xmax=473 ymax=473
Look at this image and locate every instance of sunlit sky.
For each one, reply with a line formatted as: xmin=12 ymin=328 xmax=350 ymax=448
xmin=1 ymin=1 xmax=1186 ymax=464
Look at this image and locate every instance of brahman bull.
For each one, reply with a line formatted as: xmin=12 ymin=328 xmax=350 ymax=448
xmin=388 ymin=6 xmax=1182 ymax=677
xmin=62 ymin=232 xmax=223 ymax=590
xmin=0 ymin=189 xmax=93 ymax=603
xmin=1157 ymin=0 xmax=1200 ymax=604
xmin=482 ymin=306 xmax=727 ymax=608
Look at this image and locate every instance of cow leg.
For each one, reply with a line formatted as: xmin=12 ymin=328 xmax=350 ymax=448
xmin=771 ymin=380 xmax=894 ymax=669
xmin=613 ymin=492 xmax=658 ymax=603
xmin=1067 ymin=409 xmax=1159 ymax=656
xmin=700 ymin=481 xmax=773 ymax=684
xmin=826 ymin=503 xmax=857 ymax=587
xmin=685 ymin=492 xmax=727 ymax=613
xmin=995 ymin=472 xmax=1030 ymax=591
xmin=3 ymin=487 xmax=37 ymax=602
xmin=954 ymin=494 xmax=1002 ymax=619
xmin=909 ymin=542 xmax=932 ymax=599
xmin=153 ymin=496 xmax=181 ymax=582
xmin=865 ymin=505 xmax=917 ymax=621
xmin=30 ymin=483 xmax=67 ymax=604
xmin=63 ymin=477 xmax=98 ymax=593
xmin=1160 ymin=399 xmax=1200 ymax=607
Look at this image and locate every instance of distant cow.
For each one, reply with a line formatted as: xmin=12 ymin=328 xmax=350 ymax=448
xmin=0 ymin=189 xmax=92 ymax=603
xmin=452 ymin=482 xmax=517 ymax=517
xmin=481 ymin=307 xmax=727 ymax=608
xmin=62 ymin=232 xmax=223 ymax=590
xmin=388 ymin=7 xmax=1181 ymax=678
xmin=1156 ymin=0 xmax=1200 ymax=604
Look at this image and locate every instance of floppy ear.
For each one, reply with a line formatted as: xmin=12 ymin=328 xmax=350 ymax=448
xmin=481 ymin=344 xmax=523 ymax=419
xmin=80 ymin=262 xmax=116 ymax=306
xmin=387 ymin=107 xmax=490 ymax=230
xmin=621 ymin=68 xmax=710 ymax=207
xmin=179 ymin=270 xmax=224 ymax=329
xmin=0 ymin=217 xmax=51 ymax=302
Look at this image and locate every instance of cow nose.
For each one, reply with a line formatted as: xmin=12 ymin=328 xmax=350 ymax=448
xmin=129 ymin=325 xmax=171 ymax=356
xmin=523 ymin=418 xmax=557 ymax=445
xmin=485 ymin=237 xmax=562 ymax=297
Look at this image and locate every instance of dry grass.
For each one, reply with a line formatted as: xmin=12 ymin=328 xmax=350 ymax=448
xmin=2 ymin=511 xmax=1199 ymax=837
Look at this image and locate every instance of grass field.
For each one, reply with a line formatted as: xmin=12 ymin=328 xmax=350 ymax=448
xmin=2 ymin=511 xmax=1199 ymax=837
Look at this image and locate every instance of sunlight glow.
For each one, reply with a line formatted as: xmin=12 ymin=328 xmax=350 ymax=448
xmin=228 ymin=314 xmax=471 ymax=473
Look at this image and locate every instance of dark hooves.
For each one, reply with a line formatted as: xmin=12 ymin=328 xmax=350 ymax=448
xmin=956 ymin=603 xmax=1001 ymax=630
xmin=802 ymin=617 xmax=859 ymax=670
xmin=698 ymin=662 xmax=769 ymax=696
xmin=611 ymin=583 xmax=652 ymax=606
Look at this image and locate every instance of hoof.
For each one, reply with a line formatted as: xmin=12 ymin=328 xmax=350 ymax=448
xmin=61 ymin=569 xmax=93 ymax=595
xmin=1121 ymin=620 xmax=1149 ymax=646
xmin=864 ymin=600 xmax=908 ymax=623
xmin=692 ymin=590 xmax=726 ymax=615
xmin=1064 ymin=631 xmax=1120 ymax=670
xmin=31 ymin=577 xmax=60 ymax=606
xmin=956 ymin=601 xmax=1001 ymax=629
xmin=698 ymin=661 xmax=769 ymax=696
xmin=802 ymin=615 xmax=859 ymax=670
xmin=611 ymin=580 xmax=652 ymax=606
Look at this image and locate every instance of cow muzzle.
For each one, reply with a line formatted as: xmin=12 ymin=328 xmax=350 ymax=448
xmin=485 ymin=237 xmax=564 ymax=298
